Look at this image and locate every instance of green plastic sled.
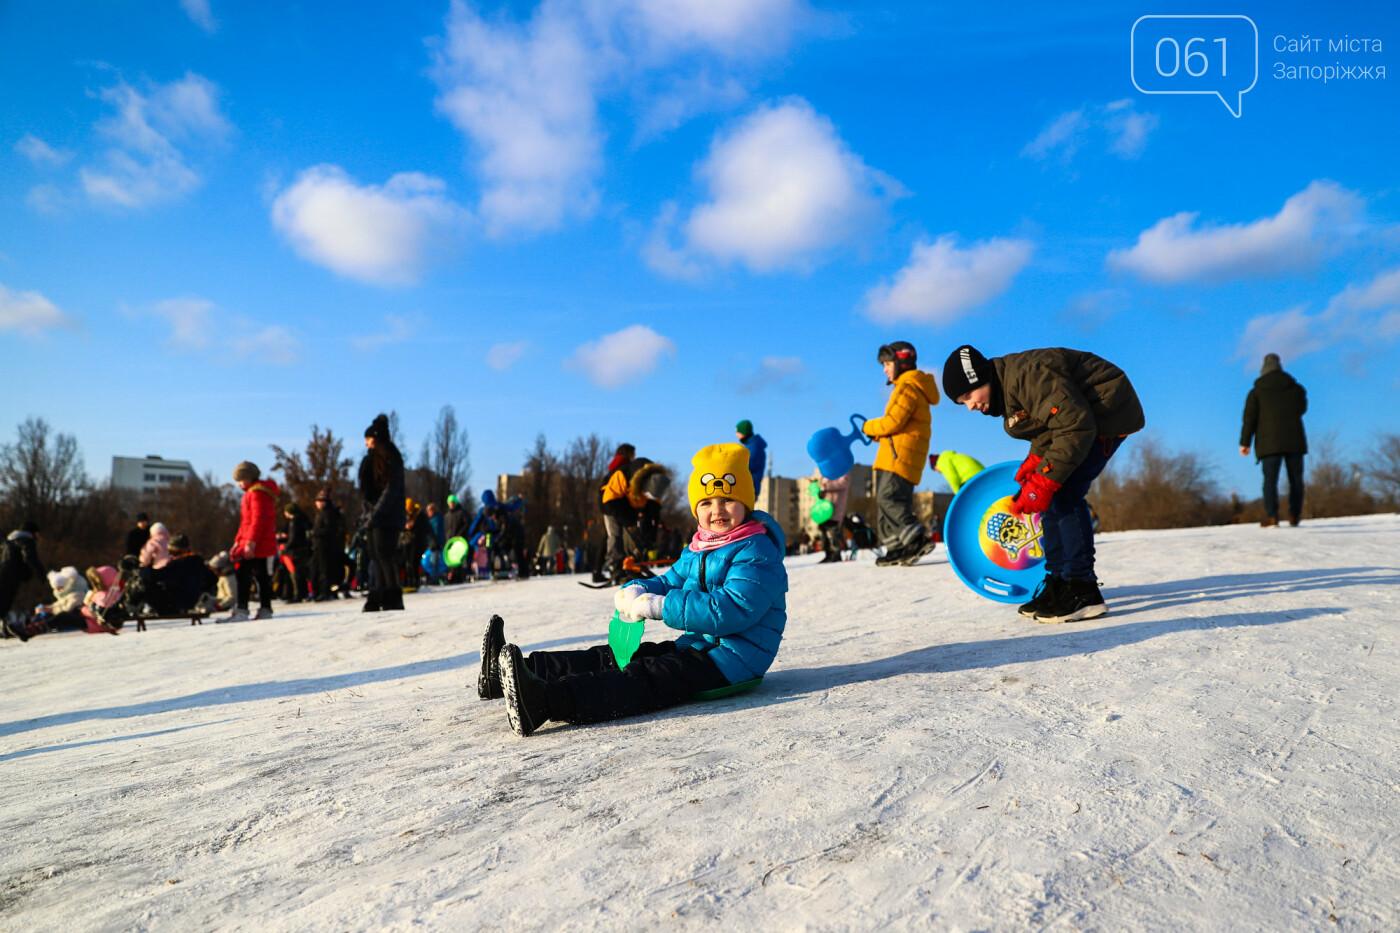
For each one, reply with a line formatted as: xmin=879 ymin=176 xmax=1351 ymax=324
xmin=694 ymin=678 xmax=763 ymax=701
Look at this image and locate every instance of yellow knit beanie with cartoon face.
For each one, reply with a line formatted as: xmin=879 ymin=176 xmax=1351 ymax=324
xmin=688 ymin=443 xmax=756 ymax=515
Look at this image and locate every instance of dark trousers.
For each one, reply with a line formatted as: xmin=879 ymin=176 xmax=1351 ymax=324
xmin=311 ymin=547 xmax=341 ymax=598
xmin=1261 ymin=452 xmax=1305 ymax=519
xmin=527 ymin=640 xmax=729 ymax=725
xmin=287 ymin=547 xmax=311 ymax=600
xmin=235 ymin=557 xmax=274 ymax=610
xmin=1042 ymin=436 xmax=1126 ymax=580
xmin=818 ymin=519 xmax=843 ymax=554
xmin=367 ymin=525 xmax=402 ymax=605
xmin=875 ymin=469 xmax=923 ymax=550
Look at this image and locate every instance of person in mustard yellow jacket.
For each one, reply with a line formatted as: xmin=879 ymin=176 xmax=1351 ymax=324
xmin=862 ymin=341 xmax=941 ymax=566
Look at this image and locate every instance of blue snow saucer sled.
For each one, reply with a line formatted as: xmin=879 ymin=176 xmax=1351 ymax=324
xmin=942 ymin=460 xmax=1047 ymax=604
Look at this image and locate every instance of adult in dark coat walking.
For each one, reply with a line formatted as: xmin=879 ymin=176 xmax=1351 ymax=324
xmin=359 ymin=414 xmax=406 ymax=612
xmin=1240 ymin=353 xmax=1308 ymax=527
xmin=310 ymin=487 xmax=344 ymax=601
xmin=280 ymin=502 xmax=313 ymax=602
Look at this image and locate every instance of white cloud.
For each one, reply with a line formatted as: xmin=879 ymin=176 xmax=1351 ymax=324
xmin=432 ymin=1 xmax=603 ymax=235
xmin=486 ymin=340 xmax=531 ymax=371
xmin=78 ymin=72 xmax=230 ymax=208
xmin=656 ymin=99 xmax=897 ymax=274
xmin=151 ymin=296 xmax=214 ymax=350
xmin=567 ymin=324 xmax=675 ymax=388
xmin=1103 ymin=99 xmax=1158 ymax=159
xmin=610 ymin=0 xmax=807 ymax=56
xmin=641 ymin=201 xmax=703 ymax=281
xmin=1021 ymin=110 xmax=1089 ymax=161
xmin=180 ymin=0 xmax=217 ymax=33
xmin=1022 ymin=100 xmax=1158 ymax=163
xmin=351 ymin=314 xmax=417 ymax=353
xmin=0 ymin=282 xmax=77 ymax=335
xmin=862 ymin=235 xmax=1033 ymax=325
xmin=430 ymin=0 xmax=810 ymax=236
xmin=270 ymin=165 xmax=465 ymax=285
xmin=233 ymin=325 xmax=300 ymax=365
xmin=15 ymin=134 xmax=71 ymax=167
xmin=737 ymin=356 xmax=804 ymax=394
xmin=1107 ymin=181 xmax=1363 ymax=284
xmin=1235 ymin=264 xmax=1400 ymax=368
xmin=1235 ymin=305 xmax=1329 ymax=367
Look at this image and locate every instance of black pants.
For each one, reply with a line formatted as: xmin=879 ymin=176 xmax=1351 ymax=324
xmin=311 ymin=547 xmax=341 ymax=598
xmin=286 ymin=547 xmax=311 ymax=600
xmin=235 ymin=558 xmax=273 ymax=611
xmin=1261 ymin=452 xmax=1305 ymax=519
xmin=527 ymin=640 xmax=729 ymax=725
xmin=367 ymin=525 xmax=402 ymax=606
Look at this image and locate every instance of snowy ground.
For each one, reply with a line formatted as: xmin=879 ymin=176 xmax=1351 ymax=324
xmin=2 ymin=515 xmax=1398 ymax=932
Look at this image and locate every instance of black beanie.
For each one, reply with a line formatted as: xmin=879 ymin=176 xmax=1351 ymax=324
xmin=365 ymin=413 xmax=390 ymax=443
xmin=942 ymin=345 xmax=995 ymax=401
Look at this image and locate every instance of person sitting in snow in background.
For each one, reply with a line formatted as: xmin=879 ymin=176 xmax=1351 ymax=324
xmin=14 ymin=566 xmax=92 ymax=639
xmin=863 ymin=341 xmax=941 ymax=567
xmin=208 ymin=551 xmax=238 ymax=611
xmin=478 ymin=442 xmax=789 ymax=737
xmin=138 ymin=521 xmax=172 ymax=569
xmin=942 ymin=344 xmax=1144 ymax=624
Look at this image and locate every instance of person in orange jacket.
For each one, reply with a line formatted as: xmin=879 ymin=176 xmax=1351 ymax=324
xmin=862 ymin=341 xmax=941 ymax=567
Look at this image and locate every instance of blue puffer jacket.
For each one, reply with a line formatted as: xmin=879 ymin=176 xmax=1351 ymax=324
xmin=631 ymin=510 xmax=788 ymax=684
xmin=741 ymin=434 xmax=767 ymax=494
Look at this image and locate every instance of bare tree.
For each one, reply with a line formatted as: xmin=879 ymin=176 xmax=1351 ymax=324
xmin=417 ymin=405 xmax=472 ymax=508
xmin=519 ymin=434 xmax=562 ymax=545
xmin=1089 ymin=435 xmax=1220 ymax=531
xmin=557 ymin=433 xmax=611 ymax=546
xmin=1305 ymin=432 xmax=1375 ymax=518
xmin=1367 ymin=432 xmax=1400 ymax=509
xmin=0 ymin=417 xmax=88 ymax=521
xmin=269 ymin=425 xmax=356 ymax=513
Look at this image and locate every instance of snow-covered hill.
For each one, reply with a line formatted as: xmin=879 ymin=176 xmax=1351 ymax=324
xmin=3 ymin=515 xmax=1398 ymax=931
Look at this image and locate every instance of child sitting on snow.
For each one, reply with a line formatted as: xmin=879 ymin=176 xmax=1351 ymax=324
xmin=477 ymin=443 xmax=788 ymax=737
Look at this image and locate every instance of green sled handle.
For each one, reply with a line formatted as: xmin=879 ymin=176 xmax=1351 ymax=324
xmin=608 ymin=609 xmax=645 ymax=668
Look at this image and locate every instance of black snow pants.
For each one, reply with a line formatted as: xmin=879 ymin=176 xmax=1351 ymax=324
xmin=527 ymin=640 xmax=729 ymax=724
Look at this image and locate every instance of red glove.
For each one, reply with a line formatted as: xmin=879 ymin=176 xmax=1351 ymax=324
xmin=1014 ymin=453 xmax=1043 ymax=485
xmin=1010 ymin=472 xmax=1061 ymax=515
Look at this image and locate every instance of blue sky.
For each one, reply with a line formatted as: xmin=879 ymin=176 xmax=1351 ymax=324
xmin=3 ymin=0 xmax=1397 ymax=501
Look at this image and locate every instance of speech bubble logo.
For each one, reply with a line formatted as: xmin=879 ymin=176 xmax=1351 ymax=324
xmin=1132 ymin=15 xmax=1258 ymax=117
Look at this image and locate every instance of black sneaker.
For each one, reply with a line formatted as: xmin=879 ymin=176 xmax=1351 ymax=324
xmin=1034 ymin=577 xmax=1107 ymax=624
xmin=875 ymin=545 xmax=908 ymax=566
xmin=899 ymin=535 xmax=937 ymax=566
xmin=1018 ymin=575 xmax=1060 ymax=618
xmin=499 ymin=644 xmax=550 ymax=737
xmin=478 ymin=615 xmax=505 ymax=700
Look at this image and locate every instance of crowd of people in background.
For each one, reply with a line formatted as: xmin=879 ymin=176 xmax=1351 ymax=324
xmin=3 ymin=341 xmax=1316 ymax=643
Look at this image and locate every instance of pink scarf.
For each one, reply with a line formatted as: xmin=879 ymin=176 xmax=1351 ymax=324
xmin=689 ymin=519 xmax=766 ymax=553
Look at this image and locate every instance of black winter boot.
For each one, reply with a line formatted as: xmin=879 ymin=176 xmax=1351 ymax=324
xmin=1035 ymin=577 xmax=1107 ymax=624
xmin=478 ymin=615 xmax=505 ymax=700
xmin=381 ymin=588 xmax=405 ymax=611
xmin=1018 ymin=575 xmax=1060 ymax=618
xmin=499 ymin=644 xmax=550 ymax=737
xmin=361 ymin=592 xmax=381 ymax=613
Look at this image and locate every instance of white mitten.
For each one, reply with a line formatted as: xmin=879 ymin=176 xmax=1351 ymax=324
xmin=613 ymin=585 xmax=645 ymax=617
xmin=630 ymin=593 xmax=665 ymax=621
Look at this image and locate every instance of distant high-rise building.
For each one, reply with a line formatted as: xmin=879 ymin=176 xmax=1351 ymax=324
xmin=112 ymin=455 xmax=197 ymax=496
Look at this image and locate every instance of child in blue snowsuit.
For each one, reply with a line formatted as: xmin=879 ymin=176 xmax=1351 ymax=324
xmin=478 ymin=443 xmax=788 ymax=737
